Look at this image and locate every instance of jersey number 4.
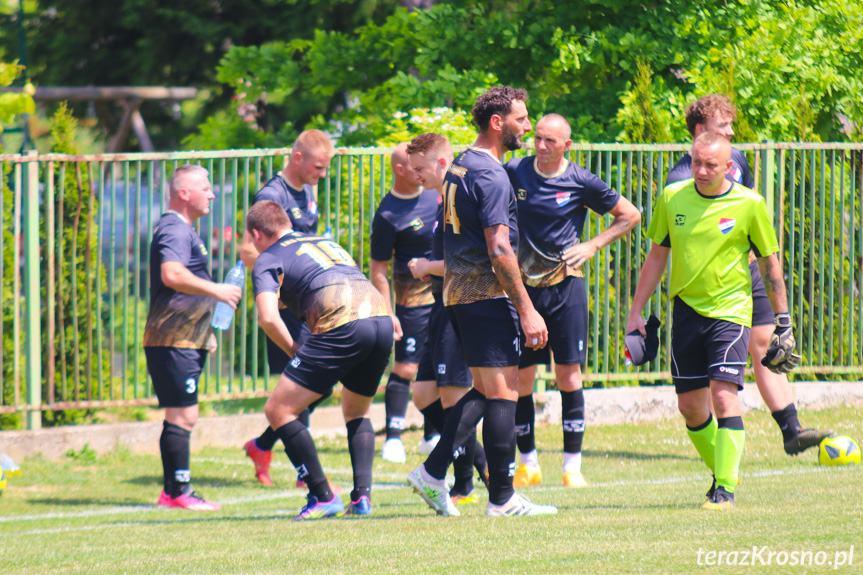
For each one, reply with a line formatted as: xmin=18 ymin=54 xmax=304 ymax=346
xmin=443 ymin=182 xmax=461 ymax=234
xmin=297 ymin=240 xmax=356 ymax=269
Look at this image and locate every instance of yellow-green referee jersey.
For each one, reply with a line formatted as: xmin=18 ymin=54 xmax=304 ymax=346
xmin=647 ymin=179 xmax=779 ymax=327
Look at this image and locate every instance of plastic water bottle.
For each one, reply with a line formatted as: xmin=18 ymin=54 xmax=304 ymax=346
xmin=211 ymin=261 xmax=245 ymax=330
xmin=323 ymin=225 xmax=333 ymax=239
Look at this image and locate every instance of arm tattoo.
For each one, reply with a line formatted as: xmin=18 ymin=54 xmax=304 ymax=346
xmin=600 ymin=215 xmax=633 ymax=247
xmin=489 ymin=242 xmax=532 ymax=312
xmin=759 ymin=256 xmax=789 ymax=314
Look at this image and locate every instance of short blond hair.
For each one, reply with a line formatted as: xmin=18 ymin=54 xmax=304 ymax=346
xmin=169 ymin=164 xmax=209 ymax=199
xmin=293 ymin=129 xmax=335 ymax=158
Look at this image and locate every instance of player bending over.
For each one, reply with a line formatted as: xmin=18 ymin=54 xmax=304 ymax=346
xmin=248 ymin=200 xmax=393 ymax=519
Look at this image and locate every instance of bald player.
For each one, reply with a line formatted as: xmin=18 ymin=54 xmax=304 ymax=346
xmin=628 ymin=132 xmax=800 ymax=510
xmin=506 ymin=113 xmax=640 ymax=489
xmin=145 ymin=165 xmax=242 ymax=510
xmin=666 ymin=94 xmax=829 ymax=456
xmin=370 ymin=142 xmax=441 ymax=463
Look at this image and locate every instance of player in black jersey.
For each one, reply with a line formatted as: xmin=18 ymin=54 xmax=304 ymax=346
xmin=407 ymin=87 xmax=556 ymax=517
xmin=145 ymin=165 xmax=242 ymax=510
xmin=666 ymin=94 xmax=830 ymax=456
xmin=404 ymin=133 xmax=489 ymax=513
xmin=241 ymin=130 xmax=337 ymax=487
xmin=247 ymin=201 xmax=393 ymax=519
xmin=507 ymin=114 xmax=640 ymax=489
xmin=370 ymin=142 xmax=440 ymax=463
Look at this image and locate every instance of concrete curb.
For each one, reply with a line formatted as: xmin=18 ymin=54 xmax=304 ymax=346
xmin=1 ymin=382 xmax=860 ymax=462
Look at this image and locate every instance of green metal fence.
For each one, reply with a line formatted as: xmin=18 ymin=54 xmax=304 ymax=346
xmin=1 ymin=143 xmax=861 ymax=429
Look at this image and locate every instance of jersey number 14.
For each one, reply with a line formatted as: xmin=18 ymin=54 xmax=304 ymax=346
xmin=443 ymin=182 xmax=461 ymax=234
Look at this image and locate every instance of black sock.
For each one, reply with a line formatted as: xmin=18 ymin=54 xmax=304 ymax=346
xmin=274 ymin=419 xmax=331 ymax=501
xmin=483 ymin=399 xmax=517 ymax=506
xmin=384 ymin=373 xmax=411 ymax=441
xmin=562 ymin=388 xmax=585 ymax=454
xmin=297 ymin=408 xmax=311 ymax=428
xmin=515 ymin=394 xmax=536 ymax=454
xmin=718 ymin=416 xmax=745 ymax=430
xmin=451 ymin=429 xmax=476 ymax=496
xmin=771 ymin=403 xmax=802 ymax=443
xmin=346 ymin=418 xmax=374 ymax=502
xmin=160 ymin=421 xmax=191 ymax=497
xmin=421 ymin=399 xmax=445 ymax=440
xmin=424 ymin=388 xmax=486 ymax=480
xmin=256 ymin=426 xmax=279 ymax=451
xmin=474 ymin=440 xmax=488 ymax=482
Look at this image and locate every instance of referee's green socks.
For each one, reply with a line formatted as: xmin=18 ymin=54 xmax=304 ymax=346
xmin=686 ymin=413 xmax=717 ymax=473
xmin=715 ymin=416 xmax=745 ymax=493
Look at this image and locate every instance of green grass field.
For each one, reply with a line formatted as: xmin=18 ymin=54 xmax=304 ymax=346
xmin=1 ymin=405 xmax=861 ymax=574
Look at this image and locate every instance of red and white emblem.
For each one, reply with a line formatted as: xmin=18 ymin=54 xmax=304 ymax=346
xmin=556 ymin=192 xmax=571 ymax=206
xmin=718 ymin=217 xmax=736 ymax=235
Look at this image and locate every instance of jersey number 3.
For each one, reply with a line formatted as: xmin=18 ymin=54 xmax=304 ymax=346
xmin=297 ymin=240 xmax=356 ymax=269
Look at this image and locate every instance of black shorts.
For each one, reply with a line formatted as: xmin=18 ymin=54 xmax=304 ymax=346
xmin=416 ymin=343 xmax=436 ymax=382
xmin=266 ymin=308 xmax=311 ymax=375
xmin=448 ymin=297 xmax=521 ymax=368
xmin=284 ymin=316 xmax=394 ymax=398
xmin=419 ymin=294 xmax=472 ymax=387
xmin=145 ymin=347 xmax=207 ymax=408
xmin=749 ymin=260 xmax=774 ymax=327
xmin=394 ymin=303 xmax=432 ymax=364
xmin=671 ymin=298 xmax=750 ymax=394
xmin=519 ymin=276 xmax=588 ymax=368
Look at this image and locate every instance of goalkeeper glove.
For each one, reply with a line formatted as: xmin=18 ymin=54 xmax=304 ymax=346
xmin=760 ymin=313 xmax=801 ymax=374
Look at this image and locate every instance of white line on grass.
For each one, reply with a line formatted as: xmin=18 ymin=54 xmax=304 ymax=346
xmin=198 ymin=457 xmax=409 ymax=482
xmin=2 ymin=464 xmax=857 ymax=532
xmin=0 ymin=483 xmax=407 ymax=525
xmin=2 ymin=498 xmax=428 ymax=537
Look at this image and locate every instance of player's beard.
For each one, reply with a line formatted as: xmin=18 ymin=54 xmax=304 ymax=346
xmin=501 ymin=123 xmax=524 ymax=152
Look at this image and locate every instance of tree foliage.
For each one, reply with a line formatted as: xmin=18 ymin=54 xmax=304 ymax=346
xmin=0 ymin=60 xmax=34 ymax=137
xmin=0 ymin=0 xmax=406 ymax=149
xmin=211 ymin=0 xmax=863 ymax=146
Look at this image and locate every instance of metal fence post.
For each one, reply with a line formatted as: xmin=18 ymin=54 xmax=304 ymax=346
xmin=761 ymin=140 xmax=776 ymax=216
xmin=24 ymin=150 xmax=42 ymax=429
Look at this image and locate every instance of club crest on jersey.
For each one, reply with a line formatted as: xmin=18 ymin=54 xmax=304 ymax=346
xmin=675 ymin=214 xmax=686 ymax=226
xmin=308 ymin=200 xmax=317 ymax=215
xmin=409 ymin=217 xmax=424 ymax=230
xmin=290 ymin=207 xmax=303 ymax=221
xmin=718 ymin=217 xmax=736 ymax=234
xmin=556 ymin=192 xmax=571 ymax=207
xmin=517 ymin=189 xmax=527 ymax=201
xmin=730 ymin=167 xmax=742 ymax=183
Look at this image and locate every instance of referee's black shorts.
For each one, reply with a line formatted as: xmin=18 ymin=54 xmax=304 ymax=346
xmin=671 ymin=298 xmax=750 ymax=394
